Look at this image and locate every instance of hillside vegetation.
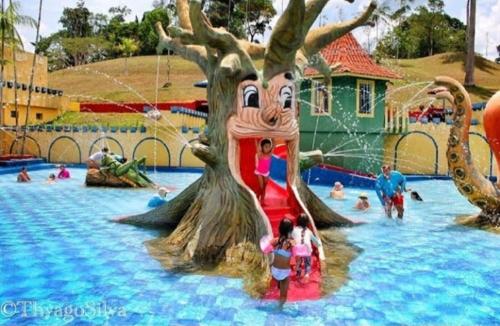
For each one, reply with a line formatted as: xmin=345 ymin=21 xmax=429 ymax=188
xmin=49 ymin=53 xmax=500 ymax=105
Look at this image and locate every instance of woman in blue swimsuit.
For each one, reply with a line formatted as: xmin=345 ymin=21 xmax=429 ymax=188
xmin=271 ymin=218 xmax=295 ymax=308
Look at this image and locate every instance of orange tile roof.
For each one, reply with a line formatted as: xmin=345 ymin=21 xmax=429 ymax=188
xmin=304 ymin=33 xmax=400 ymax=80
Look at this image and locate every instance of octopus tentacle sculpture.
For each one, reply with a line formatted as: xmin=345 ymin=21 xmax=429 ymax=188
xmin=430 ymin=76 xmax=500 ymax=227
xmin=117 ymin=0 xmax=376 ymax=295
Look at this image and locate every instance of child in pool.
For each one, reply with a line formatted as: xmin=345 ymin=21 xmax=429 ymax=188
xmin=47 ymin=173 xmax=56 ymax=184
xmin=355 ymin=192 xmax=370 ymax=211
xmin=17 ymin=167 xmax=31 ymax=182
xmin=393 ymin=186 xmax=404 ymax=219
xmin=292 ymin=214 xmax=321 ymax=281
xmin=57 ymin=165 xmax=70 ymax=179
xmin=330 ymin=181 xmax=345 ymax=200
xmin=148 ymin=187 xmax=170 ymax=208
xmin=270 ymin=217 xmax=295 ymax=309
xmin=255 ymin=138 xmax=274 ymax=204
xmin=411 ymin=191 xmax=423 ymax=201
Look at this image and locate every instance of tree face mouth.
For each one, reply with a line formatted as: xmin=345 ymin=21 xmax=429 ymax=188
xmin=235 ymin=138 xmax=289 ymax=198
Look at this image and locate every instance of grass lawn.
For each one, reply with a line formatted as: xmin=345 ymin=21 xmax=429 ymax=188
xmin=51 ymin=112 xmax=147 ymax=127
xmin=383 ymin=53 xmax=500 ymax=104
xmin=48 ymin=52 xmax=499 ymax=115
xmin=49 ymin=55 xmax=207 ymax=103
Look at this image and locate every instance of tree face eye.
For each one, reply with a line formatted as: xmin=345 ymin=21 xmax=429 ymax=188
xmin=279 ymin=86 xmax=293 ymax=109
xmin=243 ymin=85 xmax=259 ymax=108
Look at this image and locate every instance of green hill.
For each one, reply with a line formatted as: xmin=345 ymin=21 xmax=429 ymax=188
xmin=49 ymin=52 xmax=500 ymax=105
xmin=48 ymin=55 xmax=206 ymax=103
xmin=385 ymin=53 xmax=500 ymax=104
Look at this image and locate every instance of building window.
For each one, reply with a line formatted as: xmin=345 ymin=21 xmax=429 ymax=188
xmin=311 ymin=80 xmax=331 ymax=116
xmin=36 ymin=113 xmax=43 ymax=120
xmin=356 ymin=79 xmax=375 ymax=117
xmin=10 ymin=111 xmax=17 ymax=118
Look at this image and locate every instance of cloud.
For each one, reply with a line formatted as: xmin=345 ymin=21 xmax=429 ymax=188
xmin=475 ymin=0 xmax=500 ymax=60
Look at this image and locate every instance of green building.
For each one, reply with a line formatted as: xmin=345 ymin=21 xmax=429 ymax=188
xmin=299 ymin=33 xmax=400 ymax=174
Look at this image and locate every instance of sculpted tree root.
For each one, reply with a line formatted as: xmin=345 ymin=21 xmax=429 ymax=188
xmin=117 ymin=177 xmax=202 ymax=227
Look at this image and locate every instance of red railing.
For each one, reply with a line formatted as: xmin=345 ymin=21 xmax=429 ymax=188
xmin=79 ymin=100 xmax=207 ymax=113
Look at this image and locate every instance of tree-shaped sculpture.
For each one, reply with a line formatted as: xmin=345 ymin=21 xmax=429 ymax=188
xmin=119 ymin=0 xmax=376 ymax=295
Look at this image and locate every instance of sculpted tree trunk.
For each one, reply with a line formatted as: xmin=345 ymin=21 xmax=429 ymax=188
xmin=118 ymin=0 xmax=375 ymax=293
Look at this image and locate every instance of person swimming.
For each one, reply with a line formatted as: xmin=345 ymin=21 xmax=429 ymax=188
xmin=355 ymin=192 xmax=370 ymax=211
xmin=17 ymin=167 xmax=31 ymax=182
xmin=57 ymin=165 xmax=70 ymax=179
xmin=47 ymin=173 xmax=56 ymax=184
xmin=411 ymin=191 xmax=423 ymax=201
xmin=148 ymin=187 xmax=170 ymax=208
xmin=330 ymin=181 xmax=345 ymax=200
xmin=270 ymin=217 xmax=295 ymax=309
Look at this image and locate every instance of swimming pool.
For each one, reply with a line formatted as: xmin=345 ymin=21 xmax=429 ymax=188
xmin=0 ymin=168 xmax=498 ymax=325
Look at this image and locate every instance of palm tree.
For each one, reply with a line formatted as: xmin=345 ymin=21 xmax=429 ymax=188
xmin=20 ymin=0 xmax=42 ymax=155
xmin=118 ymin=38 xmax=139 ymax=75
xmin=371 ymin=0 xmax=392 ymax=46
xmin=464 ymin=0 xmax=476 ymax=86
xmin=391 ymin=0 xmax=415 ymax=60
xmin=0 ymin=0 xmax=36 ymax=142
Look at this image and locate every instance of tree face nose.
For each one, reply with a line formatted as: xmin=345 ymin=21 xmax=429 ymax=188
xmin=261 ymin=102 xmax=281 ymax=126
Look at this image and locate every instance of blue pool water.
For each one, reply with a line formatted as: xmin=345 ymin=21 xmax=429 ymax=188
xmin=0 ymin=168 xmax=498 ymax=325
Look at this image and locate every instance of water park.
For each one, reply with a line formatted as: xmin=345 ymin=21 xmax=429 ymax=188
xmin=0 ymin=0 xmax=499 ymax=324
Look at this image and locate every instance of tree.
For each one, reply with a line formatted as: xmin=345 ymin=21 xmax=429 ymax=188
xmin=119 ymin=0 xmax=376 ymax=295
xmin=61 ymin=36 xmax=110 ymax=66
xmin=375 ymin=4 xmax=466 ymax=59
xmin=20 ymin=0 xmax=43 ymax=155
xmin=237 ymin=0 xmax=276 ymax=42
xmin=426 ymin=0 xmax=444 ymax=56
xmin=117 ymin=37 xmax=139 ymax=75
xmin=137 ymin=7 xmax=170 ymax=54
xmin=59 ymin=0 xmax=92 ymax=38
xmin=464 ymin=0 xmax=476 ymax=86
xmin=371 ymin=0 xmax=392 ymax=46
xmin=204 ymin=0 xmax=246 ymax=39
xmin=89 ymin=13 xmax=108 ymax=35
xmin=108 ymin=6 xmax=131 ymax=23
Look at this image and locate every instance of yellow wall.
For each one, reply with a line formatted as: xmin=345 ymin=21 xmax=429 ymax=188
xmin=384 ymin=122 xmax=495 ymax=178
xmin=0 ymin=46 xmax=75 ymax=126
xmin=0 ymin=127 xmax=204 ymax=168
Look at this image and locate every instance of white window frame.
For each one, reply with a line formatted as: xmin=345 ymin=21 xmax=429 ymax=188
xmin=356 ymin=79 xmax=375 ymax=118
xmin=310 ymin=79 xmax=332 ymax=116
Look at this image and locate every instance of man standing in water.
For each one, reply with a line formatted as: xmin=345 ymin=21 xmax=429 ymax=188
xmin=375 ymin=165 xmax=409 ymax=219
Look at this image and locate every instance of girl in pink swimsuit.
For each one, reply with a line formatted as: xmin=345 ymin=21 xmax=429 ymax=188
xmin=255 ymin=139 xmax=274 ymax=203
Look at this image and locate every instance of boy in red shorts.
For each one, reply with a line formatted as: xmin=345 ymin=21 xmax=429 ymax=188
xmin=392 ymin=186 xmax=404 ymax=219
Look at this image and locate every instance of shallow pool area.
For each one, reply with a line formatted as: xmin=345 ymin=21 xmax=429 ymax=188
xmin=0 ymin=168 xmax=499 ymax=325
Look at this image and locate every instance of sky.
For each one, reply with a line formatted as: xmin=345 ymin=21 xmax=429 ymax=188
xmin=16 ymin=0 xmax=500 ymax=61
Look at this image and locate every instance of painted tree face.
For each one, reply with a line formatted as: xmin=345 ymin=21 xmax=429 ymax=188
xmin=227 ymin=72 xmax=301 ymax=195
xmin=228 ymin=72 xmax=299 ymax=140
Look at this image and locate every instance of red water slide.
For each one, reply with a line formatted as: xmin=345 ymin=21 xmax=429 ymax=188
xmin=238 ymin=139 xmax=322 ymax=301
